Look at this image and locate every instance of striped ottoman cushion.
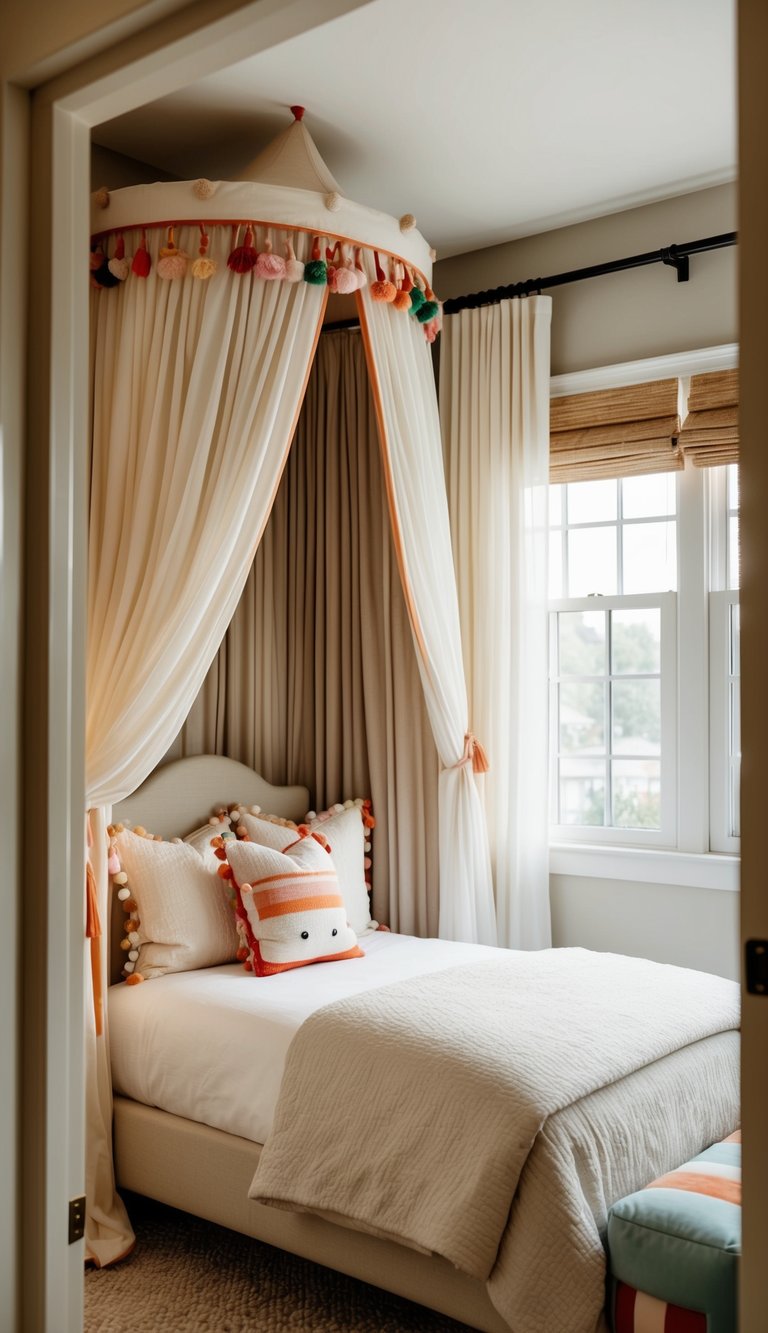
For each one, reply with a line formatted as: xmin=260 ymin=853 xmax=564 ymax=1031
xmin=608 ymin=1131 xmax=740 ymax=1333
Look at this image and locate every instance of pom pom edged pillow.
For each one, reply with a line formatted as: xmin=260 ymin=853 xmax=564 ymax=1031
xmin=223 ymin=829 xmax=363 ymax=977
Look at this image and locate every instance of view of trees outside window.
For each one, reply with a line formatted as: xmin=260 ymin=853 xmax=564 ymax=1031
xmin=549 ymin=472 xmax=676 ymax=833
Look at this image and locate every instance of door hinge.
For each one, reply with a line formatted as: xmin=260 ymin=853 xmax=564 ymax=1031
xmin=68 ymin=1196 xmax=85 ymax=1244
xmin=746 ymin=939 xmax=768 ymax=996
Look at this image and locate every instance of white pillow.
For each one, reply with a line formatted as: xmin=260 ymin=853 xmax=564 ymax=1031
xmin=113 ymin=827 xmax=239 ymax=981
xmin=237 ymin=802 xmax=376 ymax=936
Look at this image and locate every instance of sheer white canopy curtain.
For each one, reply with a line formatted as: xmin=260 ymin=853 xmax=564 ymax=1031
xmin=86 ymin=224 xmax=327 ymax=1264
xmin=357 ymin=287 xmax=498 ymax=946
xmin=440 ymin=297 xmax=553 ymax=950
xmin=176 ymin=329 xmax=442 ymax=936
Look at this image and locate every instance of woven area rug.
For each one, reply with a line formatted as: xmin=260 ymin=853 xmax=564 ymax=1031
xmin=85 ymin=1193 xmax=475 ymax=1332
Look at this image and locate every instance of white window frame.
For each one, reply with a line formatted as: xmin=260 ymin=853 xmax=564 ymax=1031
xmin=549 ymin=592 xmax=677 ymax=848
xmin=546 ymin=346 xmax=740 ymax=883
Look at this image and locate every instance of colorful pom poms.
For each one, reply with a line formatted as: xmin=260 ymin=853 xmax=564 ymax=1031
xmin=156 ymin=228 xmax=187 ymax=280
xmin=113 ymin=871 xmax=128 ymax=886
xmin=90 ymin=248 xmax=104 ymax=272
xmin=303 ymin=236 xmax=327 ymax=285
xmin=399 ymin=213 xmax=416 ymax=232
xmin=255 ymin=237 xmax=286 ymax=280
xmin=417 ymin=299 xmax=439 ymax=323
xmin=325 ymin=192 xmax=342 ymax=212
xmin=227 ymin=224 xmax=258 ymax=274
xmin=329 ymin=246 xmax=359 ymax=294
xmin=125 ymin=972 xmax=144 ymax=985
xmin=191 ymin=226 xmax=217 ymax=280
xmin=408 ymin=285 xmax=425 ymax=314
xmin=370 ymin=251 xmax=396 ymax=302
xmin=353 ymin=246 xmax=368 ymax=290
xmin=107 ymin=234 xmax=129 ymax=281
xmin=284 ymin=239 xmax=304 ymax=282
xmin=193 ymin=178 xmax=215 ymax=199
xmin=132 ymin=229 xmax=151 ymax=277
xmin=91 ymin=247 xmax=120 ymax=288
xmin=393 ymin=265 xmax=412 ymax=310
xmin=424 ymin=317 xmax=440 ymax=343
xmin=107 ymin=851 xmax=121 ymax=875
xmin=94 ymin=186 xmax=110 ymax=210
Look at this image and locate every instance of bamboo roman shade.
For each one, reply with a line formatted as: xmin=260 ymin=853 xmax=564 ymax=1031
xmin=678 ymin=369 xmax=739 ymax=467
xmin=550 ymin=378 xmax=682 ymax=482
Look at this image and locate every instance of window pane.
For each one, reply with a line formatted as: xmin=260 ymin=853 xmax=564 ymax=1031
xmin=612 ymin=759 xmax=661 ymax=828
xmin=559 ymin=682 xmax=605 ymax=754
xmin=567 ymin=478 xmax=617 ymax=525
xmin=611 ymin=608 xmax=661 ymax=674
xmin=612 ymin=679 xmax=661 ymax=755
xmin=549 ymin=485 xmax=563 ymax=527
xmin=559 ymin=758 xmax=605 ymax=826
xmin=622 ymin=520 xmax=677 ymax=593
xmin=728 ymin=516 xmax=740 ymax=589
xmin=558 ymin=611 xmax=605 ymax=677
xmin=568 ymin=526 xmax=617 ymax=596
xmin=727 ymin=463 xmax=739 ymax=512
xmin=730 ymin=681 xmax=740 ymax=758
xmin=730 ymin=761 xmax=740 ymax=838
xmin=549 ymin=531 xmax=563 ymax=598
xmin=621 ymin=472 xmax=676 ymax=519
xmin=730 ymin=601 xmax=740 ymax=675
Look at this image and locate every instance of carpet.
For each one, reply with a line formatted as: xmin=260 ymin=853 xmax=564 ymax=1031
xmin=85 ymin=1193 xmax=475 ymax=1332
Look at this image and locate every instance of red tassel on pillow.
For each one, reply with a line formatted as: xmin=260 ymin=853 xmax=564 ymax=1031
xmin=370 ymin=251 xmax=396 ymax=302
xmin=227 ymin=224 xmax=258 ymax=274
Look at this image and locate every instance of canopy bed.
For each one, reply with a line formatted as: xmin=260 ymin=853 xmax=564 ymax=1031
xmin=86 ymin=110 xmax=740 ymax=1333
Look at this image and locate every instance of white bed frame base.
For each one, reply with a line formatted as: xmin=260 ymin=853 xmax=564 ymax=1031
xmin=111 ymin=756 xmax=509 ymax=1333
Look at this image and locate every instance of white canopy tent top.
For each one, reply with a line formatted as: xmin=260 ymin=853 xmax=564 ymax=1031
xmin=85 ymin=106 xmax=494 ymax=1266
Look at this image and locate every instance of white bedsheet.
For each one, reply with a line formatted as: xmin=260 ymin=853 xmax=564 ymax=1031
xmin=108 ymin=931 xmax=497 ymax=1144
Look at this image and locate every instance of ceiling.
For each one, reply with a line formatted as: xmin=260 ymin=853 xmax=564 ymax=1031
xmin=92 ymin=0 xmax=737 ymax=260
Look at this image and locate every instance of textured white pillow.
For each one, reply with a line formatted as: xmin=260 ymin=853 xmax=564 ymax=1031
xmin=114 ymin=828 xmax=239 ymax=980
xmin=238 ymin=803 xmax=375 ymax=936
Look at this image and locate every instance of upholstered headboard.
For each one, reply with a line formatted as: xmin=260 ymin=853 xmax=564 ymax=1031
xmin=109 ymin=755 xmax=310 ymax=984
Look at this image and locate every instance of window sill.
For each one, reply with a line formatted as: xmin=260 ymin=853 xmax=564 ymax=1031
xmin=549 ymin=843 xmax=739 ymax=892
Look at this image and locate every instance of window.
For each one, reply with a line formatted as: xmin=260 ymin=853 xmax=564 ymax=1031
xmin=549 ymin=462 xmax=739 ymax=856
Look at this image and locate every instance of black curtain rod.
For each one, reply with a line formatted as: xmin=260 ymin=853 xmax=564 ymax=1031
xmin=441 ymin=231 xmax=737 ymax=316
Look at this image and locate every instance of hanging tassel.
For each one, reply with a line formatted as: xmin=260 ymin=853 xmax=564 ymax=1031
xmin=424 ymin=318 xmax=440 ymax=343
xmin=332 ymin=244 xmax=361 ymax=294
xmin=131 ymin=227 xmax=152 ymax=278
xmin=91 ymin=242 xmax=120 ymax=289
xmin=353 ymin=245 xmax=368 ymax=290
xmin=393 ymin=262 xmax=412 ymax=311
xmin=227 ymin=224 xmax=258 ymax=274
xmin=303 ymin=236 xmax=327 ymax=285
xmin=284 ymin=237 xmax=305 ymax=282
xmin=191 ymin=225 xmax=217 ymax=280
xmin=370 ymin=251 xmax=396 ymax=302
xmin=107 ymin=234 xmax=130 ymax=281
xmin=156 ymin=225 xmax=188 ymax=279
xmin=417 ymin=284 xmax=440 ymax=323
xmin=408 ymin=282 xmax=426 ymax=316
xmin=255 ymin=234 xmax=286 ymax=279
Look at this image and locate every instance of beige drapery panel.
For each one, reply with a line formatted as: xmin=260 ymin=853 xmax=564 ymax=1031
xmin=441 ymin=297 xmax=553 ymax=950
xmin=86 ymin=225 xmax=327 ymax=1264
xmin=678 ymin=369 xmax=739 ymax=466
xmin=550 ymin=377 xmax=682 ymax=482
xmin=178 ymin=330 xmax=441 ymax=935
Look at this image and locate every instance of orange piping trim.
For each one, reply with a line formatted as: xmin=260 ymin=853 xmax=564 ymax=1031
xmin=89 ymin=218 xmax=431 ymax=290
xmin=355 ymin=290 xmax=431 ymax=675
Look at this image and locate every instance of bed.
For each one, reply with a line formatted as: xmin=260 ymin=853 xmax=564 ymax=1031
xmin=108 ymin=755 xmax=740 ymax=1333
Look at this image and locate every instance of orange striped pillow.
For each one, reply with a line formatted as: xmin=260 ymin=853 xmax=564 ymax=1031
xmin=224 ymin=828 xmax=363 ymax=976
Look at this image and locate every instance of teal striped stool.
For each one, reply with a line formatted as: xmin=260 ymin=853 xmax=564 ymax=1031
xmin=607 ymin=1130 xmax=741 ymax=1333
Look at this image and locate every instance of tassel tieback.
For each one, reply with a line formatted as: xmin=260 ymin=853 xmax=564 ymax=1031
xmin=453 ymin=732 xmax=490 ymax=775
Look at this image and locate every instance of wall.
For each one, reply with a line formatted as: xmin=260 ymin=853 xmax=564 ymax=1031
xmin=551 ymin=876 xmax=739 ymax=981
xmin=435 ymin=183 xmax=736 ymax=376
xmin=91 ymin=141 xmax=176 ymax=188
xmin=438 ymin=184 xmax=739 ymax=980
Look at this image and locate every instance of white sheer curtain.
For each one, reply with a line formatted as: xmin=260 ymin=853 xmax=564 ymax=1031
xmin=356 ymin=289 xmax=497 ymax=946
xmin=86 ymin=225 xmax=326 ymax=1264
xmin=440 ymin=297 xmax=552 ymax=949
